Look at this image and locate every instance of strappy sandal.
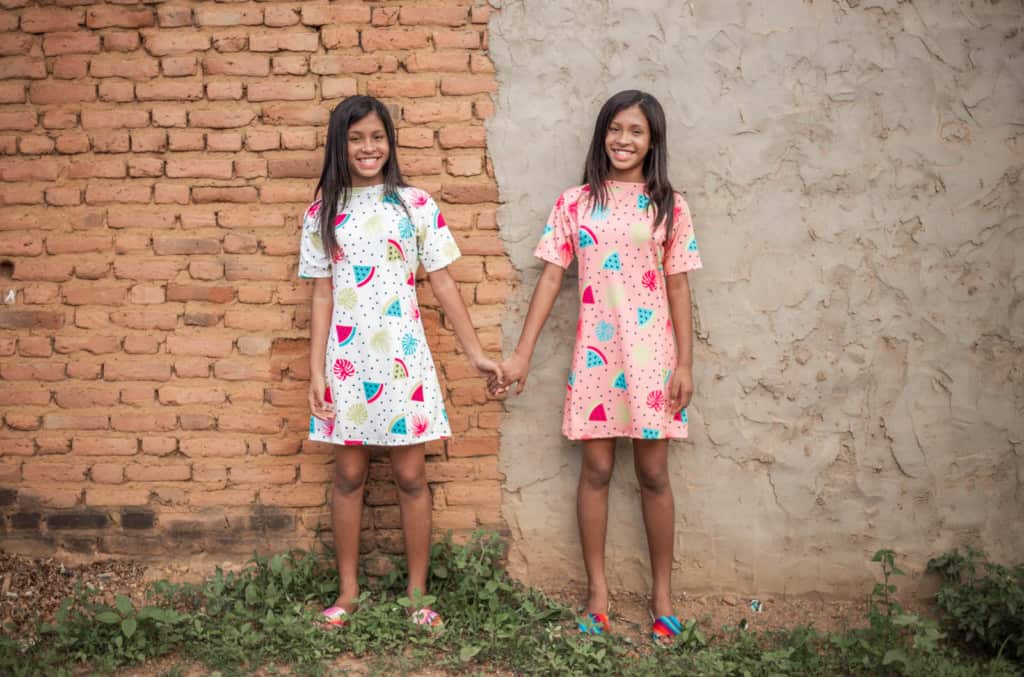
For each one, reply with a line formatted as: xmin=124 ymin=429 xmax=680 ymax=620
xmin=318 ymin=605 xmax=349 ymax=628
xmin=649 ymin=609 xmax=683 ymax=642
xmin=577 ymin=611 xmax=611 ymax=635
xmin=410 ymin=607 xmax=444 ymax=629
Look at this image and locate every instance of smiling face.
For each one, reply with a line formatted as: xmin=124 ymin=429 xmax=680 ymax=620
xmin=346 ymin=111 xmax=389 ymax=186
xmin=604 ymin=104 xmax=651 ymax=182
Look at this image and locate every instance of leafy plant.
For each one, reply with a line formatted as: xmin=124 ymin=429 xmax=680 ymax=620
xmin=928 ymin=547 xmax=1024 ymax=660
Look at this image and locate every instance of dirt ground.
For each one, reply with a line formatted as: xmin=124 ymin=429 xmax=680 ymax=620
xmin=0 ymin=550 xmax=928 ymax=676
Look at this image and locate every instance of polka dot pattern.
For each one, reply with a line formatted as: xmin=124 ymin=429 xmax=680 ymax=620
xmin=299 ymin=185 xmax=459 ymax=446
xmin=534 ymin=181 xmax=703 ymax=440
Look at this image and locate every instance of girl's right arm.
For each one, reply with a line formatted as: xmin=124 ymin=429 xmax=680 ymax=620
xmin=308 ymin=277 xmax=334 ymax=420
xmin=500 ymin=262 xmax=565 ymax=394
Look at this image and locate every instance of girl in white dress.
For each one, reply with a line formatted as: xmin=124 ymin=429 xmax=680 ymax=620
xmin=300 ymin=96 xmax=502 ymax=628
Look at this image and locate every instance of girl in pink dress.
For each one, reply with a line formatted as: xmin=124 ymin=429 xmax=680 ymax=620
xmin=498 ymin=90 xmax=702 ymax=640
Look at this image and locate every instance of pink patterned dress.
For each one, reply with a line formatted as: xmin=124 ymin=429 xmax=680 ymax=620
xmin=533 ymin=181 xmax=703 ymax=440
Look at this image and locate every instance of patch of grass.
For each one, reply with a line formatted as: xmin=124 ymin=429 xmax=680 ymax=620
xmin=1 ymin=532 xmax=1020 ymax=676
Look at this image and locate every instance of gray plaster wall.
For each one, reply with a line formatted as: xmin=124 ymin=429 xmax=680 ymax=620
xmin=487 ymin=0 xmax=1024 ymax=597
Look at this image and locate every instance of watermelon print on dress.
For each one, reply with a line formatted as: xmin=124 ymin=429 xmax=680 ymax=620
xmin=298 ymin=185 xmax=461 ymax=446
xmin=531 ymin=182 xmax=702 ymax=440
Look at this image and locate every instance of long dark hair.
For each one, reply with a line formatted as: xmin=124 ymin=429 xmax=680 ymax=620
xmin=315 ymin=96 xmax=407 ymax=257
xmin=582 ymin=90 xmax=676 ymax=238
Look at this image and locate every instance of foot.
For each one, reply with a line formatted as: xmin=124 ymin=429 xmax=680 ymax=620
xmin=584 ymin=585 xmax=610 ymax=616
xmin=332 ymin=589 xmax=360 ymax=614
xmin=650 ymin=593 xmax=672 ymax=619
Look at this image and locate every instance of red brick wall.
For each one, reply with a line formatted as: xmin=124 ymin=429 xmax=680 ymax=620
xmin=0 ymin=1 xmax=510 ymax=567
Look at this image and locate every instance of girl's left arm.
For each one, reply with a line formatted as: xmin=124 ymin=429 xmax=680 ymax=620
xmin=665 ymin=271 xmax=694 ymax=413
xmin=427 ymin=267 xmax=504 ymax=384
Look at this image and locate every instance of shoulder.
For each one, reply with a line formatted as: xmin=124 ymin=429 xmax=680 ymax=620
xmin=304 ymin=199 xmax=323 ymax=220
xmin=672 ymin=191 xmax=691 ymax=217
xmin=399 ymin=185 xmax=435 ymax=210
xmin=554 ymin=184 xmax=588 ymax=211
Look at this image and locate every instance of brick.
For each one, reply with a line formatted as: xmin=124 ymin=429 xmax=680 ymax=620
xmin=271 ymin=54 xmax=307 ymax=75
xmin=104 ymin=31 xmax=141 ymax=53
xmin=230 ymin=465 xmax=295 ymax=484
xmin=362 ymin=27 xmax=429 ymax=51
xmin=188 ymin=260 xmax=223 ymax=280
xmin=17 ymin=336 xmax=51 ymax=357
xmin=12 ymin=258 xmax=75 ymax=281
xmin=372 ymin=6 xmax=400 ymax=26
xmin=368 ymin=76 xmax=436 ymax=99
xmin=0 ymin=111 xmax=35 ymax=132
xmin=89 ymin=130 xmax=130 ymax=153
xmin=192 ymin=186 xmax=258 ymax=204
xmin=448 ymin=434 xmax=499 ymax=457
xmin=475 ymin=98 xmax=495 ymax=119
xmin=85 ymin=183 xmax=151 ymax=205
xmin=87 ymin=6 xmax=154 ymax=29
xmin=218 ymin=208 xmax=286 ymax=229
xmin=166 ymin=158 xmax=233 ymax=179
xmin=101 ymin=357 xmax=170 ymax=383
xmin=204 ymin=53 xmax=269 ymax=77
xmin=21 ymin=284 xmax=60 ymax=304
xmin=441 ymin=181 xmax=498 ymax=203
xmin=52 ymin=55 xmax=89 ymax=80
xmin=441 ymin=75 xmax=496 ymax=95
xmin=44 ymin=413 xmax=108 ymax=430
xmin=207 ymin=81 xmax=243 ymax=101
xmin=142 ymin=437 xmax=176 ymax=456
xmin=162 ymin=55 xmax=197 ymax=77
xmin=262 ymin=104 xmax=328 ymax=126
xmin=82 ymin=109 xmax=149 ymax=130
xmin=68 ymin=157 xmax=125 ymax=179
xmin=168 ymin=129 xmax=204 ymax=150
xmin=249 ymin=31 xmax=319 ymax=53
xmin=90 ymin=463 xmax=124 ymax=484
xmin=320 ymin=27 xmax=360 ymax=51
xmin=404 ymin=101 xmax=473 ymax=124
xmin=42 ymin=31 xmax=100 ymax=56
xmin=264 ymin=6 xmax=299 ymax=27
xmin=86 ymin=487 xmax=151 ymax=506
xmin=152 ymin=106 xmax=187 ymax=127
xmin=0 ymin=438 xmax=35 ymax=456
xmin=439 ymin=125 xmax=486 ymax=149
xmin=471 ymin=5 xmax=491 ymax=23
xmin=223 ymin=307 xmax=291 ymax=331
xmin=195 ymin=6 xmax=262 ymax=26
xmin=279 ymin=128 xmax=317 ymax=150
xmin=471 ymin=53 xmax=495 ymax=73
xmin=157 ymin=5 xmax=192 ymax=28
xmin=267 ymin=154 xmax=319 ymax=179
xmin=189 ymin=108 xmax=257 ymax=128
xmin=56 ymin=133 xmax=90 ymax=154
xmin=179 ymin=437 xmax=246 ymax=458
xmin=321 ymin=77 xmax=357 ymax=99
xmin=0 ymin=232 xmax=41 ymax=255
xmin=63 ymin=284 xmax=127 ymax=306
xmin=165 ymin=284 xmax=232 ymax=304
xmin=46 ymin=511 xmax=107 ymax=529
xmin=400 ymin=6 xmax=468 ymax=26
xmin=5 ymin=413 xmax=40 ymax=430
xmin=405 ymin=52 xmax=469 ymax=73
xmin=211 ymin=31 xmax=248 ymax=53
xmin=111 ymin=412 xmax=177 ymax=433
xmin=247 ymin=79 xmax=314 ymax=102
xmin=189 ymin=489 xmax=254 ymax=506
xmin=20 ymin=7 xmax=83 ymax=33
xmin=89 ymin=55 xmax=159 ymax=79
xmin=0 ymin=83 xmax=26 ymax=104
xmin=108 ymin=209 xmax=175 ymax=229
xmin=399 ymin=127 xmax=434 ymax=148
xmin=54 ymin=335 xmax=119 ymax=355
xmin=122 ymin=335 xmax=159 ymax=354
xmin=158 ymin=385 xmax=225 ymax=405
xmin=213 ymin=358 xmax=281 ymax=381
xmin=301 ymin=4 xmax=370 ymax=25
xmin=0 ymin=57 xmax=46 ymax=80
xmin=0 ymin=309 xmax=64 ymax=330
xmin=114 ymin=257 xmax=183 ymax=281
xmin=142 ymin=30 xmax=209 ymax=56
xmin=0 ymin=385 xmax=50 ymax=406
xmin=99 ymin=80 xmax=135 ymax=103
xmin=434 ymin=29 xmax=481 ymax=49
xmin=125 ymin=464 xmax=191 ymax=481
xmin=131 ymin=130 xmax=166 ymax=154
xmin=136 ymin=80 xmax=203 ymax=101
xmin=217 ymin=413 xmax=280 ymax=434
xmin=400 ymin=151 xmax=443 ymax=176
xmin=29 ymin=81 xmax=96 ymax=104
xmin=260 ymin=485 xmax=325 ymax=507
xmin=128 ymin=284 xmax=165 ymax=304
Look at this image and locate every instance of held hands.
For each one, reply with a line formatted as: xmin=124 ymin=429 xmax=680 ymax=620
xmin=468 ymin=351 xmax=504 ymax=390
xmin=487 ymin=350 xmax=529 ymax=396
xmin=308 ymin=372 xmax=334 ymax=421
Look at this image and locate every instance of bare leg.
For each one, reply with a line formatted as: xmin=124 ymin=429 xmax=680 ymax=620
xmin=331 ymin=445 xmax=370 ymax=610
xmin=577 ymin=438 xmax=616 ymax=615
xmin=633 ymin=438 xmax=674 ymax=617
xmin=390 ymin=443 xmax=432 ymax=601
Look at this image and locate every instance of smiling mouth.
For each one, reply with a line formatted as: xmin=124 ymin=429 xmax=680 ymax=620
xmin=355 ymin=157 xmax=382 ymax=169
xmin=611 ymin=149 xmax=635 ymax=160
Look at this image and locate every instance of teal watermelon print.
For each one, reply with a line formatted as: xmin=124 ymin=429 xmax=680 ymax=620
xmin=299 ymin=184 xmax=461 ymax=445
xmin=531 ymin=181 xmax=702 ymax=439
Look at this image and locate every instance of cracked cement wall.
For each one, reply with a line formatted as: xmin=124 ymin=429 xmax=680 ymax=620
xmin=487 ymin=0 xmax=1024 ymax=597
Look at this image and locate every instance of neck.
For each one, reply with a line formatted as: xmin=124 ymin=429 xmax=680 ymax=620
xmin=607 ymin=167 xmax=645 ymax=183
xmin=351 ymin=174 xmax=384 ymax=188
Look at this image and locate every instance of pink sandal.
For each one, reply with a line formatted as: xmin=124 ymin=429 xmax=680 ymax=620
xmin=318 ymin=606 xmax=349 ymax=628
xmin=410 ymin=607 xmax=443 ymax=629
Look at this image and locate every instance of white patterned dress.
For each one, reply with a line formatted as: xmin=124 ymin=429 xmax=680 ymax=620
xmin=298 ymin=184 xmax=460 ymax=446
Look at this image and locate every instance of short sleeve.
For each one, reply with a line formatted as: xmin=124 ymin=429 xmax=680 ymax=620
xmin=416 ymin=195 xmax=461 ymax=273
xmin=533 ymin=190 xmax=575 ymax=268
xmin=298 ymin=200 xmax=332 ymax=279
xmin=663 ymin=194 xmax=703 ymax=275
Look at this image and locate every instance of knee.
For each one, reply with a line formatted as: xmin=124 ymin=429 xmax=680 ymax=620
xmin=581 ymin=459 xmax=614 ymax=490
xmin=332 ymin=465 xmax=367 ymax=496
xmin=393 ymin=466 xmax=427 ymax=497
xmin=635 ymin=464 xmax=670 ymax=494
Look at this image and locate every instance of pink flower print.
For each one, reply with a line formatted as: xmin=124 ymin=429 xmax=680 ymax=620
xmin=642 ymin=270 xmax=658 ymax=291
xmin=559 ymin=240 xmax=573 ymax=260
xmin=333 ymin=359 xmax=355 ymax=381
xmin=576 ymin=318 xmax=583 ymax=341
xmin=646 ymin=389 xmax=665 ymax=412
xmin=333 ymin=246 xmax=345 ymax=262
xmin=409 ymin=188 xmax=430 ymax=208
xmin=412 ymin=414 xmax=430 ymax=436
xmin=409 ymin=300 xmax=420 ymax=321
xmin=306 ymin=200 xmax=322 ymax=219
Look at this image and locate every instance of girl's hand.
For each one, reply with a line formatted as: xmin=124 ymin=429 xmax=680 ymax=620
xmin=308 ymin=372 xmax=334 ymax=421
xmin=469 ymin=352 xmax=505 ymax=391
xmin=667 ymin=366 xmax=694 ymax=414
xmin=499 ymin=350 xmax=531 ymax=395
